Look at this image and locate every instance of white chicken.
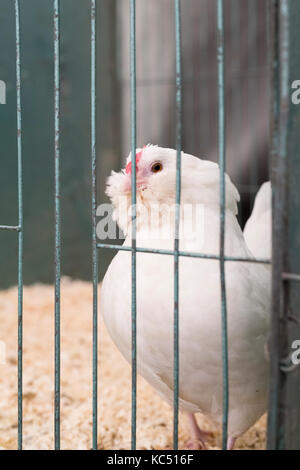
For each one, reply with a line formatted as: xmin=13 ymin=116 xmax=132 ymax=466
xmin=101 ymin=145 xmax=270 ymax=450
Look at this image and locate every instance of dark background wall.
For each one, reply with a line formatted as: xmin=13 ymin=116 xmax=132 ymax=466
xmin=0 ymin=0 xmax=269 ymax=289
xmin=118 ymin=0 xmax=270 ymax=217
xmin=0 ymin=0 xmax=121 ymax=288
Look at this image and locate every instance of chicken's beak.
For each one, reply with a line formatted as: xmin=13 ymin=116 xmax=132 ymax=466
xmin=124 ymin=174 xmax=147 ymax=193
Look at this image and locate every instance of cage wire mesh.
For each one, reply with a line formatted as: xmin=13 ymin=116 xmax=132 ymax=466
xmin=0 ymin=0 xmax=299 ymax=451
xmin=98 ymin=0 xmax=271 ymax=451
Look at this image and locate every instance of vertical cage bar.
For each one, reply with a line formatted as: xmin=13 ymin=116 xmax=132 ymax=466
xmin=91 ymin=0 xmax=98 ymax=451
xmin=217 ymin=0 xmax=229 ymax=450
xmin=15 ymin=0 xmax=23 ymax=451
xmin=230 ymin=0 xmax=241 ymax=179
xmin=130 ymin=0 xmax=137 ymax=451
xmin=54 ymin=0 xmax=61 ymax=450
xmin=173 ymin=0 xmax=182 ymax=451
xmin=248 ymin=0 xmax=258 ymax=205
xmin=266 ymin=1 xmax=280 ymax=447
xmin=267 ymin=0 xmax=289 ymax=450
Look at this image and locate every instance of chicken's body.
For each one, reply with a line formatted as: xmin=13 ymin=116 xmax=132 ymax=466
xmin=101 ymin=146 xmax=270 ymax=448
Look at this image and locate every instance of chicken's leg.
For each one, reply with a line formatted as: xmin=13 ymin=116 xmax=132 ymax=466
xmin=227 ymin=437 xmax=236 ymax=450
xmin=184 ymin=413 xmax=213 ymax=450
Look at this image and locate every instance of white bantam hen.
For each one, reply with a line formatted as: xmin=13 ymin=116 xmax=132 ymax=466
xmin=101 ymin=145 xmax=270 ymax=450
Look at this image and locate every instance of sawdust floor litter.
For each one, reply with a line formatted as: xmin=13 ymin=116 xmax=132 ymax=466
xmin=0 ymin=279 xmax=266 ymax=450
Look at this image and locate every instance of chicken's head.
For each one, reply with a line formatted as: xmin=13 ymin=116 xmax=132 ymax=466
xmin=106 ymin=144 xmax=240 ymax=235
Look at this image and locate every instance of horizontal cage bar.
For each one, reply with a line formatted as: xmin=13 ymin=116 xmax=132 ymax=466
xmin=97 ymin=243 xmax=271 ymax=264
xmin=282 ymin=272 xmax=300 ymax=282
xmin=0 ymin=225 xmax=20 ymax=232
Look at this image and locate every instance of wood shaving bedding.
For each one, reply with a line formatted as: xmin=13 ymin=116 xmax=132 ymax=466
xmin=0 ymin=279 xmax=266 ymax=450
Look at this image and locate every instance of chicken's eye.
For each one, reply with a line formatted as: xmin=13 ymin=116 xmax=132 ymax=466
xmin=151 ymin=162 xmax=163 ymax=173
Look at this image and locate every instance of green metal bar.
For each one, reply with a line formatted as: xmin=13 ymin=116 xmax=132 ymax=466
xmin=97 ymin=243 xmax=271 ymax=265
xmin=230 ymin=0 xmax=241 ymax=190
xmin=15 ymin=0 xmax=23 ymax=451
xmin=217 ymin=0 xmax=229 ymax=450
xmin=267 ymin=0 xmax=290 ymax=450
xmin=53 ymin=0 xmax=61 ymax=450
xmin=282 ymin=273 xmax=300 ymax=283
xmin=0 ymin=225 xmax=20 ymax=232
xmin=267 ymin=0 xmax=281 ymax=450
xmin=248 ymin=0 xmax=258 ymax=205
xmin=91 ymin=0 xmax=98 ymax=451
xmin=173 ymin=0 xmax=182 ymax=451
xmin=130 ymin=0 xmax=137 ymax=451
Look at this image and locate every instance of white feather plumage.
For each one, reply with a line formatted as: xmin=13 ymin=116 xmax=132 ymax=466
xmin=101 ymin=146 xmax=270 ymax=446
xmin=244 ymin=181 xmax=272 ymax=259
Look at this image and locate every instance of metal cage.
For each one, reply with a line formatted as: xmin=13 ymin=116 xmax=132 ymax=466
xmin=1 ymin=0 xmax=300 ymax=451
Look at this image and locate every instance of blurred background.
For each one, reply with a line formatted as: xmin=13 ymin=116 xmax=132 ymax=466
xmin=0 ymin=0 xmax=270 ymax=288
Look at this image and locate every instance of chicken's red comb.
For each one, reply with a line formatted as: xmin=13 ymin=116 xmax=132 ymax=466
xmin=125 ymin=146 xmax=145 ymax=174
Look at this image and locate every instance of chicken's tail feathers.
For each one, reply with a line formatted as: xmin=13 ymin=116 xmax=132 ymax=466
xmin=249 ymin=181 xmax=271 ymax=221
xmin=244 ymin=181 xmax=271 ymax=259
